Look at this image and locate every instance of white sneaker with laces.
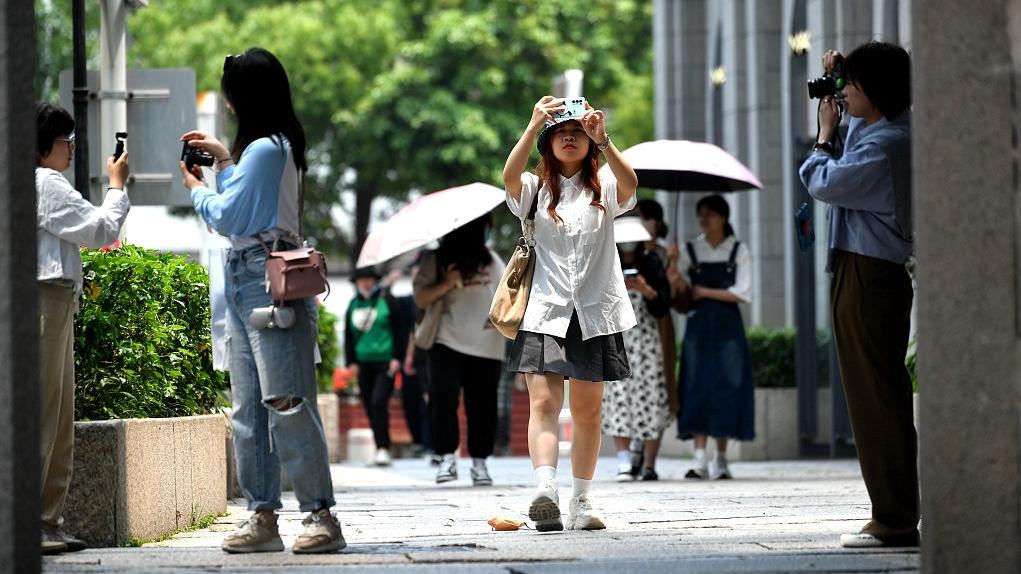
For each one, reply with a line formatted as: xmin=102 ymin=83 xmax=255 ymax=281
xmin=292 ymin=508 xmax=346 ymax=554
xmin=471 ymin=461 xmax=493 ymax=486
xmin=374 ymin=448 xmax=392 ymax=467
xmin=528 ymin=481 xmax=563 ymax=532
xmin=614 ymin=462 xmax=634 ymax=482
xmin=709 ymin=456 xmax=732 ymax=480
xmin=839 ymin=533 xmax=886 ymax=548
xmin=566 ymin=494 xmax=605 ymax=530
xmin=221 ymin=512 xmax=285 ymax=554
xmin=685 ymin=453 xmax=709 ymax=479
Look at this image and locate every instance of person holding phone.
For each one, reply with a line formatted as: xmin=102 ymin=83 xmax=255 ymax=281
xmin=503 ymin=95 xmax=638 ymax=531
xmin=413 ymin=214 xmax=506 ymax=486
xmin=601 ymin=238 xmax=672 ymax=481
xmin=799 ymin=42 xmax=917 ymax=549
xmin=666 ymin=194 xmax=755 ymax=481
xmin=178 ymin=47 xmax=343 ymax=554
xmin=35 ymin=103 xmax=131 ymax=554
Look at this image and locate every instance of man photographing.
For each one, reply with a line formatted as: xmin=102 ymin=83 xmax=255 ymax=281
xmin=799 ymin=42 xmax=918 ymax=549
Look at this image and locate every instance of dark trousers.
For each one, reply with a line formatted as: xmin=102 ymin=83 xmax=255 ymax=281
xmin=831 ymin=250 xmax=919 ymax=540
xmin=428 ymin=344 xmax=501 ymax=458
xmin=400 ymin=367 xmax=430 ymax=448
xmin=357 ymin=361 xmax=394 ymax=449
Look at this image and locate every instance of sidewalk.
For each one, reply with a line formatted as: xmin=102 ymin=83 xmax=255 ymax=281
xmin=45 ymin=457 xmax=920 ymax=573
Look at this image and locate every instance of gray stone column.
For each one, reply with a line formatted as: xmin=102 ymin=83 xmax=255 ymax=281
xmin=914 ymin=1 xmax=1021 ymax=572
xmin=0 ymin=0 xmax=40 ymax=572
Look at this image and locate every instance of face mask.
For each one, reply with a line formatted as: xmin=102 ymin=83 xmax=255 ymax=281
xmin=618 ymin=242 xmax=639 ymax=252
xmin=484 ymin=227 xmax=492 ymax=243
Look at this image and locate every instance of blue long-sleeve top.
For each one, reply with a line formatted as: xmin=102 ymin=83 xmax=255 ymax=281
xmin=191 ymin=136 xmax=301 ymax=249
xmin=799 ymin=111 xmax=912 ymax=270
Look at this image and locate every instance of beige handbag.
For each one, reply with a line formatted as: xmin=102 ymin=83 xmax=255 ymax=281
xmin=414 ymin=253 xmax=443 ymax=350
xmin=489 ymin=194 xmax=539 ymax=340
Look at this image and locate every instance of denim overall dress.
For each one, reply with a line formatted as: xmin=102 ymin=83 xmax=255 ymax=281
xmin=677 ymin=241 xmax=755 ymax=440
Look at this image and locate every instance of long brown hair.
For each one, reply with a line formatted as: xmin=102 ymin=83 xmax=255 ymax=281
xmin=535 ymin=123 xmax=604 ymax=225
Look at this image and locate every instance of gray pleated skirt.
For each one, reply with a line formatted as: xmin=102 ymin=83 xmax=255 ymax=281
xmin=507 ymin=312 xmax=631 ymax=382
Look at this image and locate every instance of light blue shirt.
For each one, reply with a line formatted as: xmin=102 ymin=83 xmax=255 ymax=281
xmin=191 ymin=136 xmax=301 ymax=250
xmin=799 ymin=112 xmax=912 ymax=270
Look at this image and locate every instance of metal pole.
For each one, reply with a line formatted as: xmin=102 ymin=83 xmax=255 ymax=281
xmin=1 ymin=0 xmax=42 ymax=570
xmin=71 ymin=0 xmax=89 ymax=200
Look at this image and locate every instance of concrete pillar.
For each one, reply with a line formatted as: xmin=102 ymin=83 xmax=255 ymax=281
xmin=0 ymin=0 xmax=41 ymax=572
xmin=743 ymin=0 xmax=785 ymax=327
xmin=914 ymin=1 xmax=1021 ymax=572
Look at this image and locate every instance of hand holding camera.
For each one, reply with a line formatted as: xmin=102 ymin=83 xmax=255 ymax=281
xmin=810 ymin=49 xmax=844 ymax=142
xmin=178 ymin=130 xmax=230 ymax=191
xmin=107 ymin=132 xmax=129 ymax=190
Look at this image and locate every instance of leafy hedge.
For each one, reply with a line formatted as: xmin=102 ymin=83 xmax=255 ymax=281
xmin=74 ymin=245 xmax=227 ymax=420
xmin=315 ymin=305 xmax=340 ymax=393
xmin=746 ymin=327 xmax=831 ymax=388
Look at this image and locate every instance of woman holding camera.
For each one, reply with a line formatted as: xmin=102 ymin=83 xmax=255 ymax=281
xmin=667 ymin=194 xmax=755 ymax=481
xmin=412 ymin=215 xmax=506 ymax=486
xmin=503 ymin=96 xmax=638 ymax=531
xmin=179 ymin=47 xmax=343 ymax=555
xmin=800 ymin=42 xmax=918 ymax=549
xmin=35 ymin=103 xmax=131 ymax=554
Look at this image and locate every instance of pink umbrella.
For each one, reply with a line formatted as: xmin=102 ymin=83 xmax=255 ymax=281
xmin=603 ymin=140 xmax=763 ymax=192
xmin=356 ymin=182 xmax=505 ymax=268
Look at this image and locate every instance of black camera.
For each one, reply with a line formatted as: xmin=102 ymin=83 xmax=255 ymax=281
xmin=113 ymin=131 xmax=127 ymax=161
xmin=807 ymin=59 xmax=845 ymax=99
xmin=181 ymin=141 xmax=215 ymax=170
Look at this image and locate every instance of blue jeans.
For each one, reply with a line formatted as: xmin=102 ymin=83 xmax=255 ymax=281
xmin=225 ymin=245 xmax=335 ymax=512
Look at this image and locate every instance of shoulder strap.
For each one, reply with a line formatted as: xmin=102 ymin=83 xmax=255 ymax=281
xmin=727 ymin=240 xmax=741 ymax=266
xmin=685 ymin=242 xmax=698 ymax=267
xmin=526 ymin=191 xmax=539 ymax=221
xmin=297 ymin=170 xmax=304 ymax=239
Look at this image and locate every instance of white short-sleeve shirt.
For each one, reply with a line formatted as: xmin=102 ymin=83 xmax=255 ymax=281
xmin=506 ymin=171 xmax=637 ymax=340
xmin=679 ymin=235 xmax=753 ymax=303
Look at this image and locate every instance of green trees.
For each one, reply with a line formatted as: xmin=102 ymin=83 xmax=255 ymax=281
xmin=39 ymin=1 xmax=654 ymax=263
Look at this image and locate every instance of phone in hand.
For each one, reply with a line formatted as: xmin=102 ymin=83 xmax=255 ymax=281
xmin=113 ymin=132 xmax=127 ymax=161
xmin=553 ymin=97 xmax=587 ymax=122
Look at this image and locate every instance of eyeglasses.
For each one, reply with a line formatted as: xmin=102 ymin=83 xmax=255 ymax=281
xmin=223 ymin=54 xmax=241 ymax=72
xmin=55 ymin=132 xmax=75 ymax=147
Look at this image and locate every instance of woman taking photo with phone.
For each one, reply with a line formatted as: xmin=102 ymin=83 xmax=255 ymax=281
xmin=667 ymin=194 xmax=755 ymax=480
xmin=503 ymin=95 xmax=638 ymax=532
xmin=179 ymin=47 xmax=343 ymax=555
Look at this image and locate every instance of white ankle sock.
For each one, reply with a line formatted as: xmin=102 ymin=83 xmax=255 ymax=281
xmin=572 ymin=477 xmax=592 ymax=498
xmin=534 ymin=465 xmax=557 ymax=487
xmin=694 ymin=448 xmax=707 ymax=463
xmin=616 ymin=450 xmax=630 ymax=465
xmin=472 ymin=457 xmax=487 ymax=469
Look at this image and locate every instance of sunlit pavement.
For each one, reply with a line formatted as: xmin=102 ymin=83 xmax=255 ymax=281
xmin=45 ymin=456 xmax=919 ymax=573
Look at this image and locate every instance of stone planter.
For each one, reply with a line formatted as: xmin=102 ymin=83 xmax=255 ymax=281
xmin=63 ymin=413 xmax=228 ymax=547
xmin=602 ymin=388 xmax=839 ymax=461
xmin=318 ymin=392 xmax=342 ymax=463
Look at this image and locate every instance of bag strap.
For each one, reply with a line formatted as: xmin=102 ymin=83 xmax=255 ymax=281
xmin=685 ymin=242 xmax=698 ymax=268
xmin=526 ymin=191 xmax=539 ymax=221
xmin=520 ymin=192 xmax=540 ymax=243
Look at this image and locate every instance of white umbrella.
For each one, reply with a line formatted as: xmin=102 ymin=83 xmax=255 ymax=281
xmin=356 ymin=182 xmax=506 ymax=268
xmin=613 ymin=216 xmax=653 ymax=244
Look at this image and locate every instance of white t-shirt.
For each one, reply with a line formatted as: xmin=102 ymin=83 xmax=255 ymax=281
xmin=413 ymin=249 xmax=507 ymax=361
xmin=679 ymin=235 xmax=753 ymax=303
xmin=506 ymin=171 xmax=637 ymax=340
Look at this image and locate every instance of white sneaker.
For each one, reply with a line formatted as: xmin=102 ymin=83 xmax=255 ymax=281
xmin=614 ymin=462 xmax=634 ymax=482
xmin=566 ymin=494 xmax=605 ymax=530
xmin=374 ymin=448 xmax=392 ymax=467
xmin=685 ymin=454 xmax=708 ymax=479
xmin=528 ymin=481 xmax=563 ymax=532
xmin=839 ymin=533 xmax=886 ymax=548
xmin=709 ymin=456 xmax=732 ymax=480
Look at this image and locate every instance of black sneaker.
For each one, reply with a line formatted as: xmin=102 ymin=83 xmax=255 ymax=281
xmin=640 ymin=467 xmax=659 ymax=481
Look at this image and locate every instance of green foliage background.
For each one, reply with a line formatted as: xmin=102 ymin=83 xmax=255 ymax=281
xmin=315 ymin=305 xmax=340 ymax=393
xmin=74 ymin=245 xmax=227 ymax=420
xmin=35 ymin=0 xmax=655 ymax=263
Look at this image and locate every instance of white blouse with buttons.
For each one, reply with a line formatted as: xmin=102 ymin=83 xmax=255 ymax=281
xmin=506 ymin=171 xmax=637 ymax=340
xmin=678 ymin=235 xmax=753 ymax=304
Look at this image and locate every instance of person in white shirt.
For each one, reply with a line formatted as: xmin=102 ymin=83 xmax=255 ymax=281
xmin=666 ymin=194 xmax=755 ymax=481
xmin=413 ymin=215 xmax=506 ymax=486
xmin=502 ymin=95 xmax=638 ymax=532
xmin=35 ymin=103 xmax=130 ymax=555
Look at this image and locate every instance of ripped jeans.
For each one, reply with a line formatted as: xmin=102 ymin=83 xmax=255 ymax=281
xmin=225 ymin=245 xmax=335 ymax=513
